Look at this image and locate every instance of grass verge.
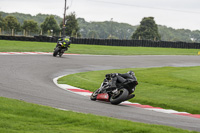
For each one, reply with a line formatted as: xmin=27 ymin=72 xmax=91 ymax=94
xmin=58 ymin=66 xmax=200 ymax=114
xmin=0 ymin=40 xmax=199 ymax=55
xmin=0 ymin=97 xmax=198 ymax=133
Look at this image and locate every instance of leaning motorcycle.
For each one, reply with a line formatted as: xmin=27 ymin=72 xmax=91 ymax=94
xmin=90 ymin=77 xmax=138 ymax=105
xmin=53 ymin=41 xmax=69 ymax=57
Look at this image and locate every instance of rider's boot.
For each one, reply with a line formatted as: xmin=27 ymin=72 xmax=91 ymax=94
xmin=125 ymin=94 xmax=135 ymax=101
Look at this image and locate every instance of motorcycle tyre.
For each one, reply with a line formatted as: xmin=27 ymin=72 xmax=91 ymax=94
xmin=90 ymin=90 xmax=99 ymax=101
xmin=53 ymin=47 xmax=60 ymax=57
xmin=110 ymin=88 xmax=129 ymax=105
xmin=59 ymin=52 xmax=63 ymax=57
xmin=59 ymin=49 xmax=66 ymax=57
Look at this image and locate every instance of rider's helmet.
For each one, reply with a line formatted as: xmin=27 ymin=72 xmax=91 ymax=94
xmin=127 ymin=71 xmax=138 ymax=85
xmin=63 ymin=36 xmax=70 ymax=42
xmin=127 ymin=71 xmax=135 ymax=76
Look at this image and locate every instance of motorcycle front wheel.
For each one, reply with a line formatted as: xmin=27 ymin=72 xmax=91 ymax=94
xmin=110 ymin=88 xmax=128 ymax=105
xmin=90 ymin=89 xmax=99 ymax=101
xmin=53 ymin=47 xmax=60 ymax=57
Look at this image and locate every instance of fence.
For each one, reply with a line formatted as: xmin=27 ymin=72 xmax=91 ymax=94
xmin=0 ymin=35 xmax=200 ymax=49
xmin=70 ymin=37 xmax=200 ymax=49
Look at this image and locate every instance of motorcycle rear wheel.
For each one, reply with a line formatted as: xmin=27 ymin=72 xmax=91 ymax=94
xmin=59 ymin=52 xmax=63 ymax=57
xmin=110 ymin=88 xmax=128 ymax=105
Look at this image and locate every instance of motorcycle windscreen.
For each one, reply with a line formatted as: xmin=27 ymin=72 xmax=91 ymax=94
xmin=96 ymin=93 xmax=109 ymax=102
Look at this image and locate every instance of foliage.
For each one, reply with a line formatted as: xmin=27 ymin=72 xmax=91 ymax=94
xmin=191 ymin=30 xmax=200 ymax=42
xmin=0 ymin=11 xmax=200 ymax=42
xmin=158 ymin=26 xmax=192 ymax=42
xmin=0 ymin=11 xmax=62 ymax=25
xmin=0 ymin=13 xmax=4 ymax=29
xmin=132 ymin=17 xmax=161 ymax=41
xmin=22 ymin=20 xmax=39 ymax=35
xmin=87 ymin=30 xmax=99 ymax=38
xmin=41 ymin=15 xmax=60 ymax=35
xmin=3 ymin=16 xmax=21 ymax=32
xmin=107 ymin=35 xmax=119 ymax=39
xmin=78 ymin=18 xmax=136 ymax=39
xmin=60 ymin=12 xmax=80 ymax=37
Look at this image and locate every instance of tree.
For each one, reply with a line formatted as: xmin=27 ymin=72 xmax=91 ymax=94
xmin=107 ymin=35 xmax=118 ymax=39
xmin=41 ymin=15 xmax=60 ymax=35
xmin=0 ymin=13 xmax=4 ymax=29
xmin=87 ymin=30 xmax=99 ymax=38
xmin=132 ymin=17 xmax=160 ymax=41
xmin=3 ymin=16 xmax=21 ymax=32
xmin=61 ymin=12 xmax=80 ymax=37
xmin=22 ymin=20 xmax=39 ymax=35
xmin=191 ymin=30 xmax=200 ymax=42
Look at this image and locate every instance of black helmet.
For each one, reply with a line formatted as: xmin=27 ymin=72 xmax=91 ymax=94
xmin=127 ymin=71 xmax=135 ymax=76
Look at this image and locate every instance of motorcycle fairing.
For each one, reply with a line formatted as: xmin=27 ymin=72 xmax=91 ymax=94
xmin=96 ymin=93 xmax=109 ymax=102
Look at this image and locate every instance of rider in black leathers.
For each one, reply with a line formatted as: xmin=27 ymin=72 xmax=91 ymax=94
xmin=102 ymin=71 xmax=138 ymax=98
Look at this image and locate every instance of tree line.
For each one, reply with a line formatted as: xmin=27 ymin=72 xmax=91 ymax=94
xmin=78 ymin=17 xmax=200 ymax=43
xmin=0 ymin=12 xmax=80 ymax=37
xmin=0 ymin=11 xmax=200 ymax=43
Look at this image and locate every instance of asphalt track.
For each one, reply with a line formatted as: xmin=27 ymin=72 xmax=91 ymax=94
xmin=0 ymin=54 xmax=200 ymax=132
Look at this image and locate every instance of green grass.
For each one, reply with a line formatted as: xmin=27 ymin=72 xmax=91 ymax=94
xmin=58 ymin=66 xmax=200 ymax=114
xmin=0 ymin=40 xmax=55 ymax=52
xmin=1 ymin=40 xmax=200 ymax=132
xmin=0 ymin=97 xmax=198 ymax=133
xmin=0 ymin=40 xmax=199 ymax=55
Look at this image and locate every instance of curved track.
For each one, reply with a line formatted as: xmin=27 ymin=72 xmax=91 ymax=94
xmin=0 ymin=54 xmax=200 ymax=131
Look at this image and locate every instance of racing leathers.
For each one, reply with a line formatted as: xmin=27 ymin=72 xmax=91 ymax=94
xmin=103 ymin=71 xmax=137 ymax=93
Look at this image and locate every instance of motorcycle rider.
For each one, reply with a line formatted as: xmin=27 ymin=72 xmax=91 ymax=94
xmin=102 ymin=71 xmax=138 ymax=99
xmin=108 ymin=71 xmax=137 ymax=88
xmin=55 ymin=36 xmax=71 ymax=51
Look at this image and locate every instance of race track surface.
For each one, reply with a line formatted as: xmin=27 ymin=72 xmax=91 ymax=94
xmin=0 ymin=54 xmax=200 ymax=131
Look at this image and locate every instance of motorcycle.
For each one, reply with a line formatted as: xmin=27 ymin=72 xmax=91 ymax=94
xmin=90 ymin=76 xmax=138 ymax=105
xmin=53 ymin=41 xmax=69 ymax=57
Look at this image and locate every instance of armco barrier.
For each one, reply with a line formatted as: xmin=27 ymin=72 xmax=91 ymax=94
xmin=1 ymin=35 xmax=200 ymax=49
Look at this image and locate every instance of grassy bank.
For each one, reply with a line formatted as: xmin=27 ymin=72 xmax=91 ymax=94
xmin=58 ymin=66 xmax=200 ymax=114
xmin=0 ymin=40 xmax=199 ymax=55
xmin=0 ymin=97 xmax=198 ymax=133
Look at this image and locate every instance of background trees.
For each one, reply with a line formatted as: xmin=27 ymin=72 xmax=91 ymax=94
xmin=3 ymin=16 xmax=21 ymax=33
xmin=0 ymin=14 xmax=4 ymax=29
xmin=0 ymin=11 xmax=200 ymax=43
xmin=191 ymin=30 xmax=200 ymax=42
xmin=0 ymin=12 xmax=81 ymax=37
xmin=87 ymin=30 xmax=99 ymax=38
xmin=77 ymin=18 xmax=136 ymax=39
xmin=132 ymin=17 xmax=160 ymax=41
xmin=22 ymin=20 xmax=39 ymax=35
xmin=41 ymin=15 xmax=60 ymax=36
xmin=61 ymin=12 xmax=80 ymax=37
